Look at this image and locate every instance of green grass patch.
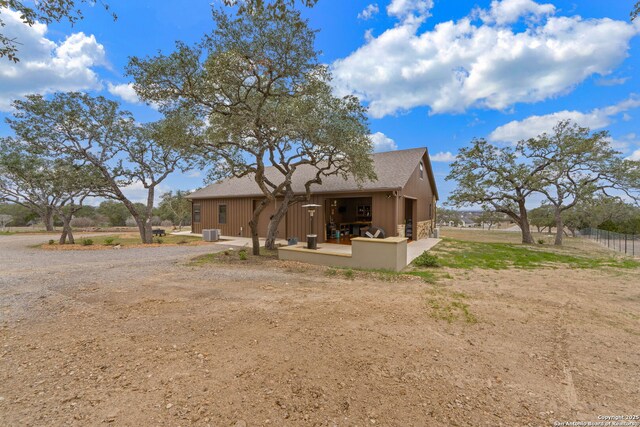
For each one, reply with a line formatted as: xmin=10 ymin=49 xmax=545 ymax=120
xmin=425 ymin=287 xmax=477 ymax=324
xmin=0 ymin=231 xmax=15 ymax=235
xmin=427 ymin=238 xmax=640 ymax=270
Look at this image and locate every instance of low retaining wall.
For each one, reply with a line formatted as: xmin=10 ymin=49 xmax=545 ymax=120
xmin=278 ymin=237 xmax=408 ymax=272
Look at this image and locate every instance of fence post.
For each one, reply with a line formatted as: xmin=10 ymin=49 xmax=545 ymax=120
xmin=625 ymin=234 xmax=627 ymax=255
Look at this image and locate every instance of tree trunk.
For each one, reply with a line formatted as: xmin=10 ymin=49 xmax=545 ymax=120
xmin=58 ymin=216 xmax=74 ymax=244
xmin=59 ymin=228 xmax=67 ymax=244
xmin=249 ymin=198 xmax=270 ymax=255
xmin=42 ymin=207 xmax=54 ymax=231
xmin=517 ymin=200 xmax=534 ymax=244
xmin=554 ymin=209 xmax=564 ymax=246
xmin=265 ymin=194 xmax=293 ymax=250
xmin=135 ymin=216 xmax=154 ymax=244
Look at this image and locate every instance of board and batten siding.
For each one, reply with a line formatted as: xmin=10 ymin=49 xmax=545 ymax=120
xmin=191 ymin=198 xmax=253 ymax=236
xmin=192 ymin=191 xmax=398 ymax=242
xmin=398 ymin=151 xmax=436 ymax=223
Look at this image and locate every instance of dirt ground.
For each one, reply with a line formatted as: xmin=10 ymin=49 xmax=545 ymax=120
xmin=1 ymin=232 xmax=639 ymax=426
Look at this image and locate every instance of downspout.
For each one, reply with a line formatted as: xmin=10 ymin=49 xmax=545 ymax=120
xmin=394 ymin=190 xmax=400 ymax=237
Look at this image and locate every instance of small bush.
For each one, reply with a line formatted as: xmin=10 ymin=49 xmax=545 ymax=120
xmin=413 ymin=251 xmax=440 ymax=267
xmin=161 ymin=219 xmax=174 ymax=228
xmin=537 ymin=238 xmax=545 ymax=244
xmin=223 ymin=249 xmax=231 ymax=256
xmin=48 ymin=239 xmax=55 ymax=245
xmin=81 ymin=238 xmax=94 ymax=246
xmin=343 ymin=269 xmax=354 ymax=280
xmin=125 ymin=217 xmax=137 ymax=227
xmin=104 ymin=237 xmax=115 ymax=245
xmin=238 ymin=249 xmax=248 ymax=260
xmin=154 ymin=237 xmax=164 ymax=244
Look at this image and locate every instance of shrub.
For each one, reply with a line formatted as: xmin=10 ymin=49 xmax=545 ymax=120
xmin=161 ymin=219 xmax=174 ymax=228
xmin=70 ymin=217 xmax=95 ymax=228
xmin=238 ymin=249 xmax=248 ymax=260
xmin=537 ymin=238 xmax=545 ymax=244
xmin=151 ymin=216 xmax=163 ymax=226
xmin=154 ymin=237 xmax=163 ymax=244
xmin=343 ymin=269 xmax=355 ymax=280
xmin=125 ymin=217 xmax=137 ymax=227
xmin=81 ymin=238 xmax=94 ymax=246
xmin=104 ymin=237 xmax=115 ymax=245
xmin=413 ymin=251 xmax=440 ymax=267
xmin=48 ymin=239 xmax=55 ymax=245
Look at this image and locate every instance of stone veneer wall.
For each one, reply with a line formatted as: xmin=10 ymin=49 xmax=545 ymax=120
xmin=397 ymin=224 xmax=406 ymax=238
xmin=417 ymin=220 xmax=434 ymax=239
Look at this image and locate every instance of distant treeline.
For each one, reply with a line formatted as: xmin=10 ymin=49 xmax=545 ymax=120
xmin=0 ymin=193 xmax=191 ymax=229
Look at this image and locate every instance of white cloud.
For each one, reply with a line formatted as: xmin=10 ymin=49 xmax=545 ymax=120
xmin=358 ymin=3 xmax=379 ymax=20
xmin=430 ymin=151 xmax=456 ymax=162
xmin=0 ymin=8 xmax=107 ymax=111
xmin=121 ymin=181 xmax=169 ymax=205
xmin=477 ymin=0 xmax=555 ymax=26
xmin=107 ymin=83 xmax=141 ymax=104
xmin=332 ymin=1 xmax=639 ymax=117
xmin=627 ymin=149 xmax=640 ymax=161
xmin=596 ymin=77 xmax=629 ymax=87
xmin=187 ymin=171 xmax=202 ymax=178
xmin=369 ymin=132 xmax=398 ymax=152
xmin=489 ymin=96 xmax=640 ymax=143
xmin=387 ymin=0 xmax=434 ymax=20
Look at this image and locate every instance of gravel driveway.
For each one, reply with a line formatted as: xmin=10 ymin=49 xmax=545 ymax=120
xmin=0 ymin=233 xmax=227 ymax=322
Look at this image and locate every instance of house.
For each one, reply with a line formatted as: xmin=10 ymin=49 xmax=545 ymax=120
xmin=187 ymin=147 xmax=438 ymax=243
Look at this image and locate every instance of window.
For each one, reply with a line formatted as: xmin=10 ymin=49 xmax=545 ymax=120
xmin=218 ymin=204 xmax=227 ymax=224
xmin=419 ymin=162 xmax=424 ymax=179
xmin=193 ymin=204 xmax=201 ymax=223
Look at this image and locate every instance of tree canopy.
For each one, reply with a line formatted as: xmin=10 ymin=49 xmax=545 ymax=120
xmin=128 ymin=7 xmax=375 ymax=253
xmin=0 ymin=137 xmax=106 ymax=242
xmin=5 ymin=92 xmax=201 ymax=243
xmin=447 ymin=138 xmax=543 ymax=243
xmin=523 ymin=120 xmax=639 ymax=245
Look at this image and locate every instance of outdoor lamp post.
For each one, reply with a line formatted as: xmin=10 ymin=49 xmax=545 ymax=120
xmin=302 ymin=204 xmax=321 ymax=250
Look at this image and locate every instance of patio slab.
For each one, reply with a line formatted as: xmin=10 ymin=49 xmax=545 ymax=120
xmin=407 ymin=238 xmax=442 ymax=264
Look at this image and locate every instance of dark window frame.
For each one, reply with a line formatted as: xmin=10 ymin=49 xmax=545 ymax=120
xmin=218 ymin=204 xmax=227 ymax=224
xmin=193 ymin=203 xmax=201 ymax=223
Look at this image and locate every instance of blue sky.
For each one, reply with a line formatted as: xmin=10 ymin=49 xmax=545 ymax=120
xmin=1 ymin=0 xmax=640 ymax=203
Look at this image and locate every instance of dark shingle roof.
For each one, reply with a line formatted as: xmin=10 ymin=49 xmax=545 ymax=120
xmin=188 ymin=147 xmax=435 ymax=199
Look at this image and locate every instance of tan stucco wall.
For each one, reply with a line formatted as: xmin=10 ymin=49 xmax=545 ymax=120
xmin=278 ymin=237 xmax=408 ymax=272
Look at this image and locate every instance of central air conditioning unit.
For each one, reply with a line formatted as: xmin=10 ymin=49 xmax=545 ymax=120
xmin=203 ymin=229 xmax=220 ymax=242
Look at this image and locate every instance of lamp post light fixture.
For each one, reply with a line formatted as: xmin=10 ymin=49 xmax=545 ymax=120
xmin=302 ymin=204 xmax=321 ymax=250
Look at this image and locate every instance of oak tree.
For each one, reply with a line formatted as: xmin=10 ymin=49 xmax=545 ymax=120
xmin=5 ymin=92 xmax=202 ymax=243
xmin=447 ymin=138 xmax=544 ymax=244
xmin=523 ymin=120 xmax=640 ymax=245
xmin=128 ymin=7 xmax=375 ymax=254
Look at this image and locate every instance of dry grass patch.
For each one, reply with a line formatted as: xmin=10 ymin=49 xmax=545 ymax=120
xmin=39 ymin=233 xmax=204 ymax=250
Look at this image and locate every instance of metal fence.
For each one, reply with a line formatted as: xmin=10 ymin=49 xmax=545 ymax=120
xmin=579 ymin=228 xmax=638 ymax=257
